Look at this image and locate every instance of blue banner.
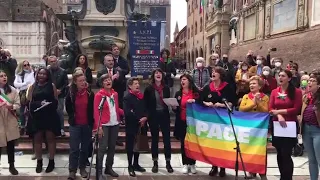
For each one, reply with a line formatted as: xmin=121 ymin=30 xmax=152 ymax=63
xmin=128 ymin=21 xmax=161 ymax=77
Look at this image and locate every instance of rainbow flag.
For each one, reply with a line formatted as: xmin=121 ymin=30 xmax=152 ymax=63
xmin=185 ymin=103 xmax=269 ymax=174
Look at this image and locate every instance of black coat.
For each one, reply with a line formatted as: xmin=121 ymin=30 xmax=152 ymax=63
xmin=84 ymin=67 xmax=93 ymax=84
xmin=158 ymin=61 xmax=176 ymax=87
xmin=65 ymin=90 xmax=94 ymax=127
xmin=49 ymin=67 xmax=69 ymax=98
xmin=143 ymin=84 xmax=170 ymax=121
xmin=114 ymin=56 xmax=129 ymax=90
xmin=123 ymin=93 xmax=148 ymax=134
xmin=200 ymin=83 xmax=237 ymax=107
xmin=96 ymin=68 xmax=126 ymax=92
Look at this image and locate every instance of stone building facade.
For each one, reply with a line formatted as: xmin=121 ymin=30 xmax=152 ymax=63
xmin=173 ymin=25 xmax=187 ymax=61
xmin=186 ymin=0 xmax=209 ymax=69
xmin=0 ymin=0 xmax=63 ymax=63
xmin=228 ymin=0 xmax=320 ymax=71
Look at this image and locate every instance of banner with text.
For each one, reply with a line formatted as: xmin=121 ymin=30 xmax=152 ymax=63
xmin=186 ymin=103 xmax=269 ymax=174
xmin=128 ymin=21 xmax=161 ymax=77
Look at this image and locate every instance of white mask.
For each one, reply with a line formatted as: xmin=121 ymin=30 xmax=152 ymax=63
xmin=263 ymin=70 xmax=270 ymax=76
xmin=275 ymin=62 xmax=282 ymax=67
xmin=256 ymin=60 xmax=262 ymax=65
xmin=196 ymin=62 xmax=203 ymax=68
xmin=216 ymin=59 xmax=219 ymax=63
xmin=242 ymin=66 xmax=248 ymax=70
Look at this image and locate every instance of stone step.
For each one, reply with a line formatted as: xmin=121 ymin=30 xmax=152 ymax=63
xmin=15 ymin=141 xmax=276 ymax=154
xmin=19 ymin=131 xmax=179 ymax=143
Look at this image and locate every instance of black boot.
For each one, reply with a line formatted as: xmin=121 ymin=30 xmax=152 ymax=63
xmin=36 ymin=159 xmax=43 ymax=173
xmin=151 ymin=161 xmax=158 ymax=173
xmin=45 ymin=159 xmax=55 ymax=173
xmin=9 ymin=163 xmax=18 ymax=175
xmin=219 ymin=168 xmax=226 ymax=177
xmin=209 ymin=166 xmax=218 ymax=176
xmin=166 ymin=161 xmax=173 ymax=173
xmin=128 ymin=166 xmax=136 ymax=177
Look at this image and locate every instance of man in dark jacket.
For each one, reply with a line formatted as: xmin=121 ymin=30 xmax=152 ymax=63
xmin=0 ymin=49 xmax=17 ymax=85
xmin=48 ymin=55 xmax=69 ymax=136
xmin=112 ymin=45 xmax=129 ymax=108
xmin=158 ymin=49 xmax=176 ymax=89
xmin=214 ymin=54 xmax=236 ymax=90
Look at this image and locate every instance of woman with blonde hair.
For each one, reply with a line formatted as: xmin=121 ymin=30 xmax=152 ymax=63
xmin=65 ymin=70 xmax=94 ymax=179
xmin=14 ymin=60 xmax=35 ymax=133
xmin=239 ymin=75 xmax=269 ymax=180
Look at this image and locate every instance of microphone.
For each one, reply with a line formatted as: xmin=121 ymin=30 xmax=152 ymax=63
xmin=222 ymin=98 xmax=233 ymax=113
xmin=98 ymin=96 xmax=107 ymax=110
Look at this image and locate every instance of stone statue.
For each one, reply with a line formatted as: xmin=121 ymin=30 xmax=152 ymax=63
xmin=229 ymin=18 xmax=238 ymax=39
xmin=214 ymin=0 xmax=223 ymax=9
xmin=95 ymin=0 xmax=117 ymax=15
xmin=58 ymin=26 xmax=81 ymax=73
xmin=125 ymin=0 xmax=136 ymax=17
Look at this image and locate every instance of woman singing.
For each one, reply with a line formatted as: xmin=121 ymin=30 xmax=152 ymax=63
xmin=239 ymin=76 xmax=269 ymax=180
xmin=65 ymin=71 xmax=94 ymax=179
xmin=269 ymin=69 xmax=302 ymax=180
xmin=14 ymin=60 xmax=35 ymax=133
xmin=301 ymin=74 xmax=320 ymax=180
xmin=173 ymin=74 xmax=199 ymax=174
xmin=123 ymin=77 xmax=148 ymax=177
xmin=75 ymin=54 xmax=93 ymax=84
xmin=201 ymin=66 xmax=237 ymax=177
xmin=0 ymin=70 xmax=20 ymax=175
xmin=26 ymin=68 xmax=60 ymax=173
xmin=93 ymin=74 xmax=124 ymax=179
xmin=144 ymin=69 xmax=173 ymax=173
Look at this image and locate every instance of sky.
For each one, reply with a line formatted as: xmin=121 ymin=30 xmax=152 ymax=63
xmin=170 ymin=0 xmax=187 ymax=42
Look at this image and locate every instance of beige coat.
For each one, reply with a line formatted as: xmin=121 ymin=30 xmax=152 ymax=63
xmin=0 ymin=86 xmax=20 ymax=147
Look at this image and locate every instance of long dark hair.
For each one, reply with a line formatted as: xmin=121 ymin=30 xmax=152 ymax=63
xmin=313 ymin=75 xmax=320 ymax=109
xmin=281 ymin=69 xmax=295 ymax=100
xmin=179 ymin=73 xmax=198 ymax=93
xmin=75 ymin=54 xmax=88 ymax=69
xmin=150 ymin=68 xmax=165 ymax=85
xmin=0 ymin=70 xmax=12 ymax=95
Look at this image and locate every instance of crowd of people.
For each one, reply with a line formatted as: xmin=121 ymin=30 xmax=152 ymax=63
xmin=0 ymin=46 xmax=319 ymax=180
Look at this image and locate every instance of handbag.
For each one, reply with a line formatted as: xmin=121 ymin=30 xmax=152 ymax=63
xmin=133 ymin=128 xmax=150 ymax=153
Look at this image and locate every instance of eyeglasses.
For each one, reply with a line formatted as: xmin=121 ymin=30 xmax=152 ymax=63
xmin=23 ymin=64 xmax=30 ymax=67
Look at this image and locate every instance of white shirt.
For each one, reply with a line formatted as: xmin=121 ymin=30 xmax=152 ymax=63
xmin=14 ymin=71 xmax=35 ymax=91
xmin=102 ymin=95 xmax=119 ymax=126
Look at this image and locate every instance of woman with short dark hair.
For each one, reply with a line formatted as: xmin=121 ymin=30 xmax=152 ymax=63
xmin=201 ymin=66 xmax=237 ymax=177
xmin=158 ymin=48 xmax=176 ymax=89
xmin=123 ymin=77 xmax=148 ymax=177
xmin=144 ymin=68 xmax=173 ymax=173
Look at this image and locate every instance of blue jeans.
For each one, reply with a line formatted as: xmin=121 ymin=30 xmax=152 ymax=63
xmin=302 ymin=124 xmax=320 ymax=180
xmin=57 ymin=98 xmax=65 ymax=129
xmin=69 ymin=125 xmax=91 ymax=171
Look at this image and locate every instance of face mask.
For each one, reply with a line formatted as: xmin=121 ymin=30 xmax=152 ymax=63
xmin=216 ymin=59 xmax=219 ymax=63
xmin=263 ymin=70 xmax=270 ymax=76
xmin=275 ymin=62 xmax=282 ymax=67
xmin=256 ymin=60 xmax=262 ymax=65
xmin=196 ymin=62 xmax=203 ymax=68
xmin=222 ymin=57 xmax=228 ymax=62
xmin=242 ymin=66 xmax=248 ymax=70
xmin=23 ymin=69 xmax=31 ymax=73
xmin=301 ymin=80 xmax=308 ymax=88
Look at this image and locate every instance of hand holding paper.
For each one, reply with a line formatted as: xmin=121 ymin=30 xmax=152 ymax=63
xmin=163 ymin=98 xmax=179 ymax=107
xmin=34 ymin=102 xmax=52 ymax=112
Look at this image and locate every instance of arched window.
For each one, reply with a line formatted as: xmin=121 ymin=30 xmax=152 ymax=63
xmin=195 ymin=22 xmax=198 ymax=35
xmin=191 ymin=25 xmax=194 ymax=37
xmin=200 ymin=17 xmax=203 ymax=32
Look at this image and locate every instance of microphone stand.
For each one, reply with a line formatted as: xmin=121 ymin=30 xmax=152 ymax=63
xmin=224 ymin=104 xmax=248 ymax=180
xmin=88 ymin=97 xmax=106 ymax=180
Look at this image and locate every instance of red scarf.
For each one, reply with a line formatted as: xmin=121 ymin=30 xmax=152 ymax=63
xmin=183 ymin=89 xmax=193 ymax=97
xmin=209 ymin=81 xmax=228 ymax=96
xmin=248 ymin=92 xmax=265 ymax=100
xmin=76 ymin=88 xmax=87 ymax=96
xmin=129 ymin=90 xmax=144 ymax=100
xmin=153 ymin=84 xmax=164 ymax=104
xmin=102 ymin=88 xmax=116 ymax=97
xmin=307 ymin=93 xmax=314 ymax=105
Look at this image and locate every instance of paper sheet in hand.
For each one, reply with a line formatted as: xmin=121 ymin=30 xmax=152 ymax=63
xmin=163 ymin=98 xmax=179 ymax=107
xmin=273 ymin=121 xmax=297 ymax=138
xmin=34 ymin=102 xmax=52 ymax=112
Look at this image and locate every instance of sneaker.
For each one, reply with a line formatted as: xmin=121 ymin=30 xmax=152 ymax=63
xmin=182 ymin=165 xmax=189 ymax=174
xmin=190 ymin=165 xmax=197 ymax=174
xmin=61 ymin=129 xmax=66 ymax=137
